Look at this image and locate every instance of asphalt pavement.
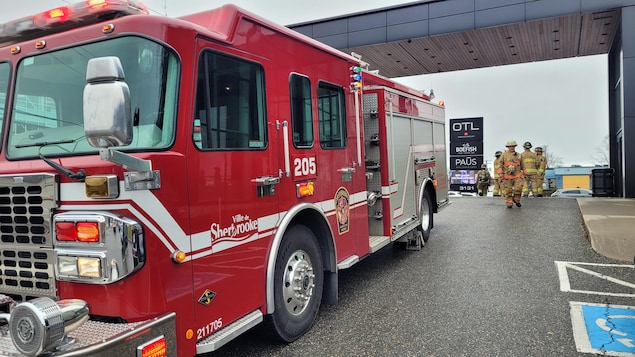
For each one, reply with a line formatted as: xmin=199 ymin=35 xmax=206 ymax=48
xmin=577 ymin=197 xmax=635 ymax=263
xmin=212 ymin=197 xmax=635 ymax=356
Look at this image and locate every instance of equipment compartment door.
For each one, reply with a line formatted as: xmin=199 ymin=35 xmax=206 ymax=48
xmin=385 ymin=112 xmax=435 ymax=230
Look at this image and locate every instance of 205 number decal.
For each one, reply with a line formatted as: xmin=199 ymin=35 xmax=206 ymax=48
xmin=293 ymin=156 xmax=317 ymax=179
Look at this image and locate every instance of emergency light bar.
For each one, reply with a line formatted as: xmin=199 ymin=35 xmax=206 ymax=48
xmin=0 ymin=0 xmax=149 ymax=47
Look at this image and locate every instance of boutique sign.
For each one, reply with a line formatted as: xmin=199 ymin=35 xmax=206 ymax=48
xmin=450 ymin=141 xmax=482 ymax=155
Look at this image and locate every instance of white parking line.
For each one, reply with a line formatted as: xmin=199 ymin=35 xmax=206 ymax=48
xmin=555 ymin=261 xmax=635 ymax=297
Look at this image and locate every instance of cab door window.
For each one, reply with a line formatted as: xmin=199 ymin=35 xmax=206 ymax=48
xmin=290 ymin=73 xmax=313 ymax=148
xmin=317 ymin=82 xmax=346 ymax=149
xmin=194 ymin=51 xmax=267 ymax=150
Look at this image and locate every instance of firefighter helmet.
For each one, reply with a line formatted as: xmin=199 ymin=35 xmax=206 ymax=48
xmin=523 ymin=141 xmax=532 ymax=149
xmin=535 ymin=147 xmax=543 ymax=152
xmin=481 ymin=164 xmax=487 ymax=169
xmin=505 ymin=140 xmax=517 ymax=147
xmin=495 ymin=151 xmax=502 ymax=157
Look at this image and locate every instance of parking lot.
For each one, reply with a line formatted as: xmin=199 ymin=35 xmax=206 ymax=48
xmin=210 ymin=198 xmax=635 ymax=356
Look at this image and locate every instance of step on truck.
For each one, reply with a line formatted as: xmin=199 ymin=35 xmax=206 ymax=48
xmin=0 ymin=1 xmax=448 ymax=355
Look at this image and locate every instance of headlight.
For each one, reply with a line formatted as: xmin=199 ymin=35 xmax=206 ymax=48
xmin=54 ymin=212 xmax=144 ymax=284
xmin=77 ymin=257 xmax=101 ymax=278
xmin=57 ymin=254 xmax=104 ymax=280
xmin=57 ymin=256 xmax=79 ymax=276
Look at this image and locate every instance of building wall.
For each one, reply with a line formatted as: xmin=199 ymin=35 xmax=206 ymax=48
xmin=562 ymin=175 xmax=590 ymax=189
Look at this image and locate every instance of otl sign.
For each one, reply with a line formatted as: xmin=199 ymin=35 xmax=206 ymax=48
xmin=449 ymin=117 xmax=483 ymax=141
xmin=449 ymin=117 xmax=483 ymax=171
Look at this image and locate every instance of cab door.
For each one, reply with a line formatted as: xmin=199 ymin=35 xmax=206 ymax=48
xmin=186 ymin=42 xmax=279 ymax=338
xmin=315 ymin=80 xmax=369 ymax=260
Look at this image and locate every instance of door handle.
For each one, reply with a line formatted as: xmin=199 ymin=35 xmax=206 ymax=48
xmin=337 ymin=167 xmax=356 ymax=174
xmin=252 ymin=175 xmax=280 ymax=197
xmin=337 ymin=167 xmax=355 ymax=183
xmin=414 ymin=157 xmax=435 ymax=165
xmin=253 ymin=176 xmax=280 ymax=186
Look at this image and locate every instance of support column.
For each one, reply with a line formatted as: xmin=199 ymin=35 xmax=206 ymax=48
xmin=610 ymin=6 xmax=635 ymax=198
xmin=624 ymin=7 xmax=635 ymax=198
xmin=622 ymin=6 xmax=635 ymax=198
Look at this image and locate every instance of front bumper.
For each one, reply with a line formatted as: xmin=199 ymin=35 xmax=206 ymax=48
xmin=0 ymin=312 xmax=176 ymax=357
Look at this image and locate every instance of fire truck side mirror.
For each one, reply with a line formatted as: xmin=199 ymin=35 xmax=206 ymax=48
xmin=83 ymin=56 xmax=133 ymax=148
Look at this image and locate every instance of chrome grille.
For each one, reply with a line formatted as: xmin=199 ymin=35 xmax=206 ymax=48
xmin=0 ymin=173 xmax=58 ymax=300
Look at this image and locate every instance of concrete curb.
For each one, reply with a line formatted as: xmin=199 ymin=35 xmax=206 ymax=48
xmin=577 ymin=197 xmax=635 ymax=263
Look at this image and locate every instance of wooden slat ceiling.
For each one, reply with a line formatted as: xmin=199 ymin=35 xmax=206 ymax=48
xmin=339 ymin=10 xmax=619 ymax=78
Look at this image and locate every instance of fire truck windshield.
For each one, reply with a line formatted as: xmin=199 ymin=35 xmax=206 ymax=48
xmin=6 ymin=36 xmax=178 ymax=159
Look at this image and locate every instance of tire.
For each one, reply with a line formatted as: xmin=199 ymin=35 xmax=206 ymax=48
xmin=419 ymin=190 xmax=433 ymax=242
xmin=264 ymin=224 xmax=323 ymax=342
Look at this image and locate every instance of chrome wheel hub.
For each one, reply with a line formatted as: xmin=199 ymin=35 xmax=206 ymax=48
xmin=282 ymin=249 xmax=315 ymax=316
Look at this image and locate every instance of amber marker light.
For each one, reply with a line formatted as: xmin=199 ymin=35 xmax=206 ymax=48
xmin=35 ymin=40 xmax=46 ymax=49
xmin=88 ymin=0 xmax=108 ymax=8
xmin=102 ymin=23 xmax=115 ymax=34
xmin=172 ymin=251 xmax=186 ymax=263
xmin=433 ymin=179 xmax=438 ymax=187
xmin=296 ymin=182 xmax=315 ymax=198
xmin=85 ymin=175 xmax=119 ymax=198
xmin=10 ymin=46 xmax=20 ymax=54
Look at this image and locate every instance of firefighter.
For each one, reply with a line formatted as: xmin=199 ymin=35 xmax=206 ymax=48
xmin=534 ymin=146 xmax=547 ymax=197
xmin=493 ymin=151 xmax=503 ymax=196
xmin=477 ymin=163 xmax=491 ymax=196
xmin=497 ymin=140 xmax=524 ymax=208
xmin=520 ymin=141 xmax=538 ymax=197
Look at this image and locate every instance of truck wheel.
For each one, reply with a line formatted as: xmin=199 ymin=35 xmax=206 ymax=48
xmin=264 ymin=224 xmax=323 ymax=342
xmin=419 ymin=190 xmax=432 ymax=242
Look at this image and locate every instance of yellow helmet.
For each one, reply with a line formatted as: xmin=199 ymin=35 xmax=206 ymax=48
xmin=505 ymin=140 xmax=517 ymax=147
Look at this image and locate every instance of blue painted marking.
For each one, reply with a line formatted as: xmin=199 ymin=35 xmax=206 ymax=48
xmin=582 ymin=304 xmax=635 ymax=353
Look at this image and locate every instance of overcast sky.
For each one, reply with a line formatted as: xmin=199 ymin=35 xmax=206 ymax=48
xmin=1 ymin=1 xmax=609 ymax=166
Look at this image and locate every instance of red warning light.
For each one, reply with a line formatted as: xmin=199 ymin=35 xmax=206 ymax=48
xmin=43 ymin=7 xmax=71 ymax=22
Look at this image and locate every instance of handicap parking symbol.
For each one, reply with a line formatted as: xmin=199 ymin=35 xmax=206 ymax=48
xmin=570 ymin=301 xmax=635 ymax=355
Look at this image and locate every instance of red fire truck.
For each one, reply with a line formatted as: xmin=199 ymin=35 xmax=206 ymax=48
xmin=0 ymin=1 xmax=448 ymax=356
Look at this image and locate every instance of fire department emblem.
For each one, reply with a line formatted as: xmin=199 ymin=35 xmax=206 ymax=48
xmin=198 ymin=290 xmax=216 ymax=306
xmin=334 ymin=187 xmax=350 ymax=234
